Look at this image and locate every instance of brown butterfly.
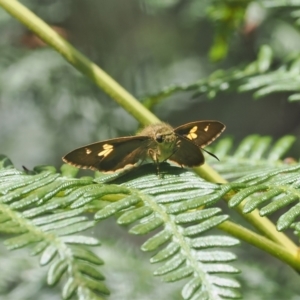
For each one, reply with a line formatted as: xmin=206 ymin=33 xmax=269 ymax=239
xmin=62 ymin=121 xmax=225 ymax=173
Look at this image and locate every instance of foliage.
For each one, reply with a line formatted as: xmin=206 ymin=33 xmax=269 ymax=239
xmin=0 ymin=131 xmax=299 ymax=299
xmin=142 ymin=44 xmax=300 ymax=106
xmin=141 ymin=1 xmax=300 ymax=108
xmin=0 ymin=155 xmax=241 ymax=299
xmin=1 ymin=0 xmax=300 ymax=299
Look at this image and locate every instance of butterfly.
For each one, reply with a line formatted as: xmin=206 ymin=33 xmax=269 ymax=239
xmin=62 ymin=121 xmax=225 ymax=173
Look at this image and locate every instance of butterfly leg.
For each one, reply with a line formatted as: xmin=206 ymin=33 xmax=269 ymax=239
xmin=148 ymin=149 xmax=161 ymax=176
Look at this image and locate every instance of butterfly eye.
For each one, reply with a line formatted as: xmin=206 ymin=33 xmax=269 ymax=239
xmin=156 ymin=135 xmax=164 ymax=143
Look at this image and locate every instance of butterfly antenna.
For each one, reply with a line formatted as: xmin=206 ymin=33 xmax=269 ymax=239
xmin=202 ymin=148 xmax=220 ymax=161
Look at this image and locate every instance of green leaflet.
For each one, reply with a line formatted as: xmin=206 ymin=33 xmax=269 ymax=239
xmin=212 ymin=287 xmax=241 ymax=299
xmin=117 ymin=205 xmax=152 ymax=225
xmin=62 ymin=277 xmax=77 ymax=299
xmin=76 ymin=276 xmax=110 ymax=295
xmin=277 ymin=203 xmax=300 ymax=231
xmin=267 ymin=136 xmax=296 ymax=161
xmin=61 ymin=236 xmax=100 ymax=245
xmin=0 ymin=156 xmax=108 ymax=299
xmin=76 ymin=261 xmax=105 ymax=280
xmin=31 ymin=241 xmax=48 ymax=256
xmin=129 ymin=215 xmax=163 ymax=234
xmin=233 ymin=135 xmax=261 ymax=158
xmin=249 ymin=136 xmax=272 ymax=160
xmin=32 ymin=208 xmax=85 ymax=226
xmin=182 ymin=277 xmax=202 ymax=300
xmin=94 ymin=194 xmax=141 ymax=220
xmin=260 ymin=194 xmax=299 ymax=216
xmin=53 ymin=220 xmax=95 ymax=236
xmin=161 ymin=265 xmax=194 ymax=282
xmin=175 ymin=207 xmax=222 ymax=224
xmin=71 ymin=247 xmax=104 ymax=265
xmin=97 ymin=164 xmax=240 ymax=300
xmin=211 ymin=135 xmax=296 ymax=181
xmin=141 ymin=229 xmax=172 ymax=251
xmin=40 ymin=244 xmax=57 ymax=265
xmin=0 ymin=171 xmax=59 ymax=195
xmin=39 ymin=216 xmax=88 ymax=231
xmin=4 ymin=232 xmax=42 ymax=250
xmin=0 ymin=155 xmax=15 ymax=169
xmin=242 ymin=189 xmax=282 ymax=213
xmin=195 ymin=251 xmax=236 ymax=262
xmin=47 ymin=259 xmax=68 ymax=285
xmin=71 ymin=185 xmax=131 ymax=208
xmin=150 ymin=242 xmax=180 ymax=263
xmin=223 ymin=163 xmax=300 ymax=233
xmin=201 ymin=263 xmax=239 ymax=274
xmin=153 ymin=252 xmax=186 ymax=276
xmin=191 ymin=236 xmax=239 ymax=249
xmin=210 ymin=275 xmax=240 ymax=288
xmin=183 ymin=215 xmax=229 ymax=236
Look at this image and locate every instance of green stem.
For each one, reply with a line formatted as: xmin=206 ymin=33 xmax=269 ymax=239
xmin=218 ymin=221 xmax=300 ymax=272
xmin=0 ymin=0 xmax=297 ymax=256
xmin=236 ymin=203 xmax=298 ymax=252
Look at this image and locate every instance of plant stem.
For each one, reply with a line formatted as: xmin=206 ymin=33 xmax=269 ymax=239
xmin=218 ymin=221 xmax=300 ymax=272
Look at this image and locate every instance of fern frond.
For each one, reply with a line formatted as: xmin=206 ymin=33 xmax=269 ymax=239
xmin=0 ymin=155 xmax=240 ymax=299
xmin=206 ymin=134 xmax=300 ymax=235
xmin=0 ymin=157 xmax=108 ymax=300
xmin=93 ymin=165 xmax=240 ymax=300
xmin=225 ymin=163 xmax=300 ymax=233
xmin=142 ymin=41 xmax=300 ymax=106
xmin=141 ymin=45 xmax=273 ymax=107
xmin=238 ymin=58 xmax=300 ymax=100
xmin=209 ymin=135 xmax=296 ymax=180
xmin=1 ymin=132 xmax=298 ymax=299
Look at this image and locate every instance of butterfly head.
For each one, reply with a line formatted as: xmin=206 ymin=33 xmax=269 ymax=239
xmin=139 ymin=123 xmax=176 ymax=145
xmin=138 ymin=123 xmax=178 ymax=163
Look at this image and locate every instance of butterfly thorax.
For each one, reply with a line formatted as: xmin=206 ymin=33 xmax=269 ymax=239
xmin=138 ymin=123 xmax=178 ymax=163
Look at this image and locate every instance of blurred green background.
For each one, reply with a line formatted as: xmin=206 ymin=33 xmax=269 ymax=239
xmin=1 ymin=0 xmax=300 ymax=299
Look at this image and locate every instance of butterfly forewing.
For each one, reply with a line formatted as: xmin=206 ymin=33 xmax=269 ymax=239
xmin=174 ymin=121 xmax=225 ymax=148
xmin=63 ymin=136 xmax=151 ymax=172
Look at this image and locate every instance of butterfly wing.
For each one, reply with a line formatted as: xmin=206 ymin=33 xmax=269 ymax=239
xmin=174 ymin=121 xmax=225 ymax=147
xmin=63 ymin=136 xmax=151 ymax=173
xmin=168 ymin=136 xmax=205 ymax=168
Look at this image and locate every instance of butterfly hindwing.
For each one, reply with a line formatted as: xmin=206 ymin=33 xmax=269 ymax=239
xmin=168 ymin=136 xmax=205 ymax=167
xmin=63 ymin=136 xmax=151 ymax=172
xmin=174 ymin=120 xmax=225 ymax=148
